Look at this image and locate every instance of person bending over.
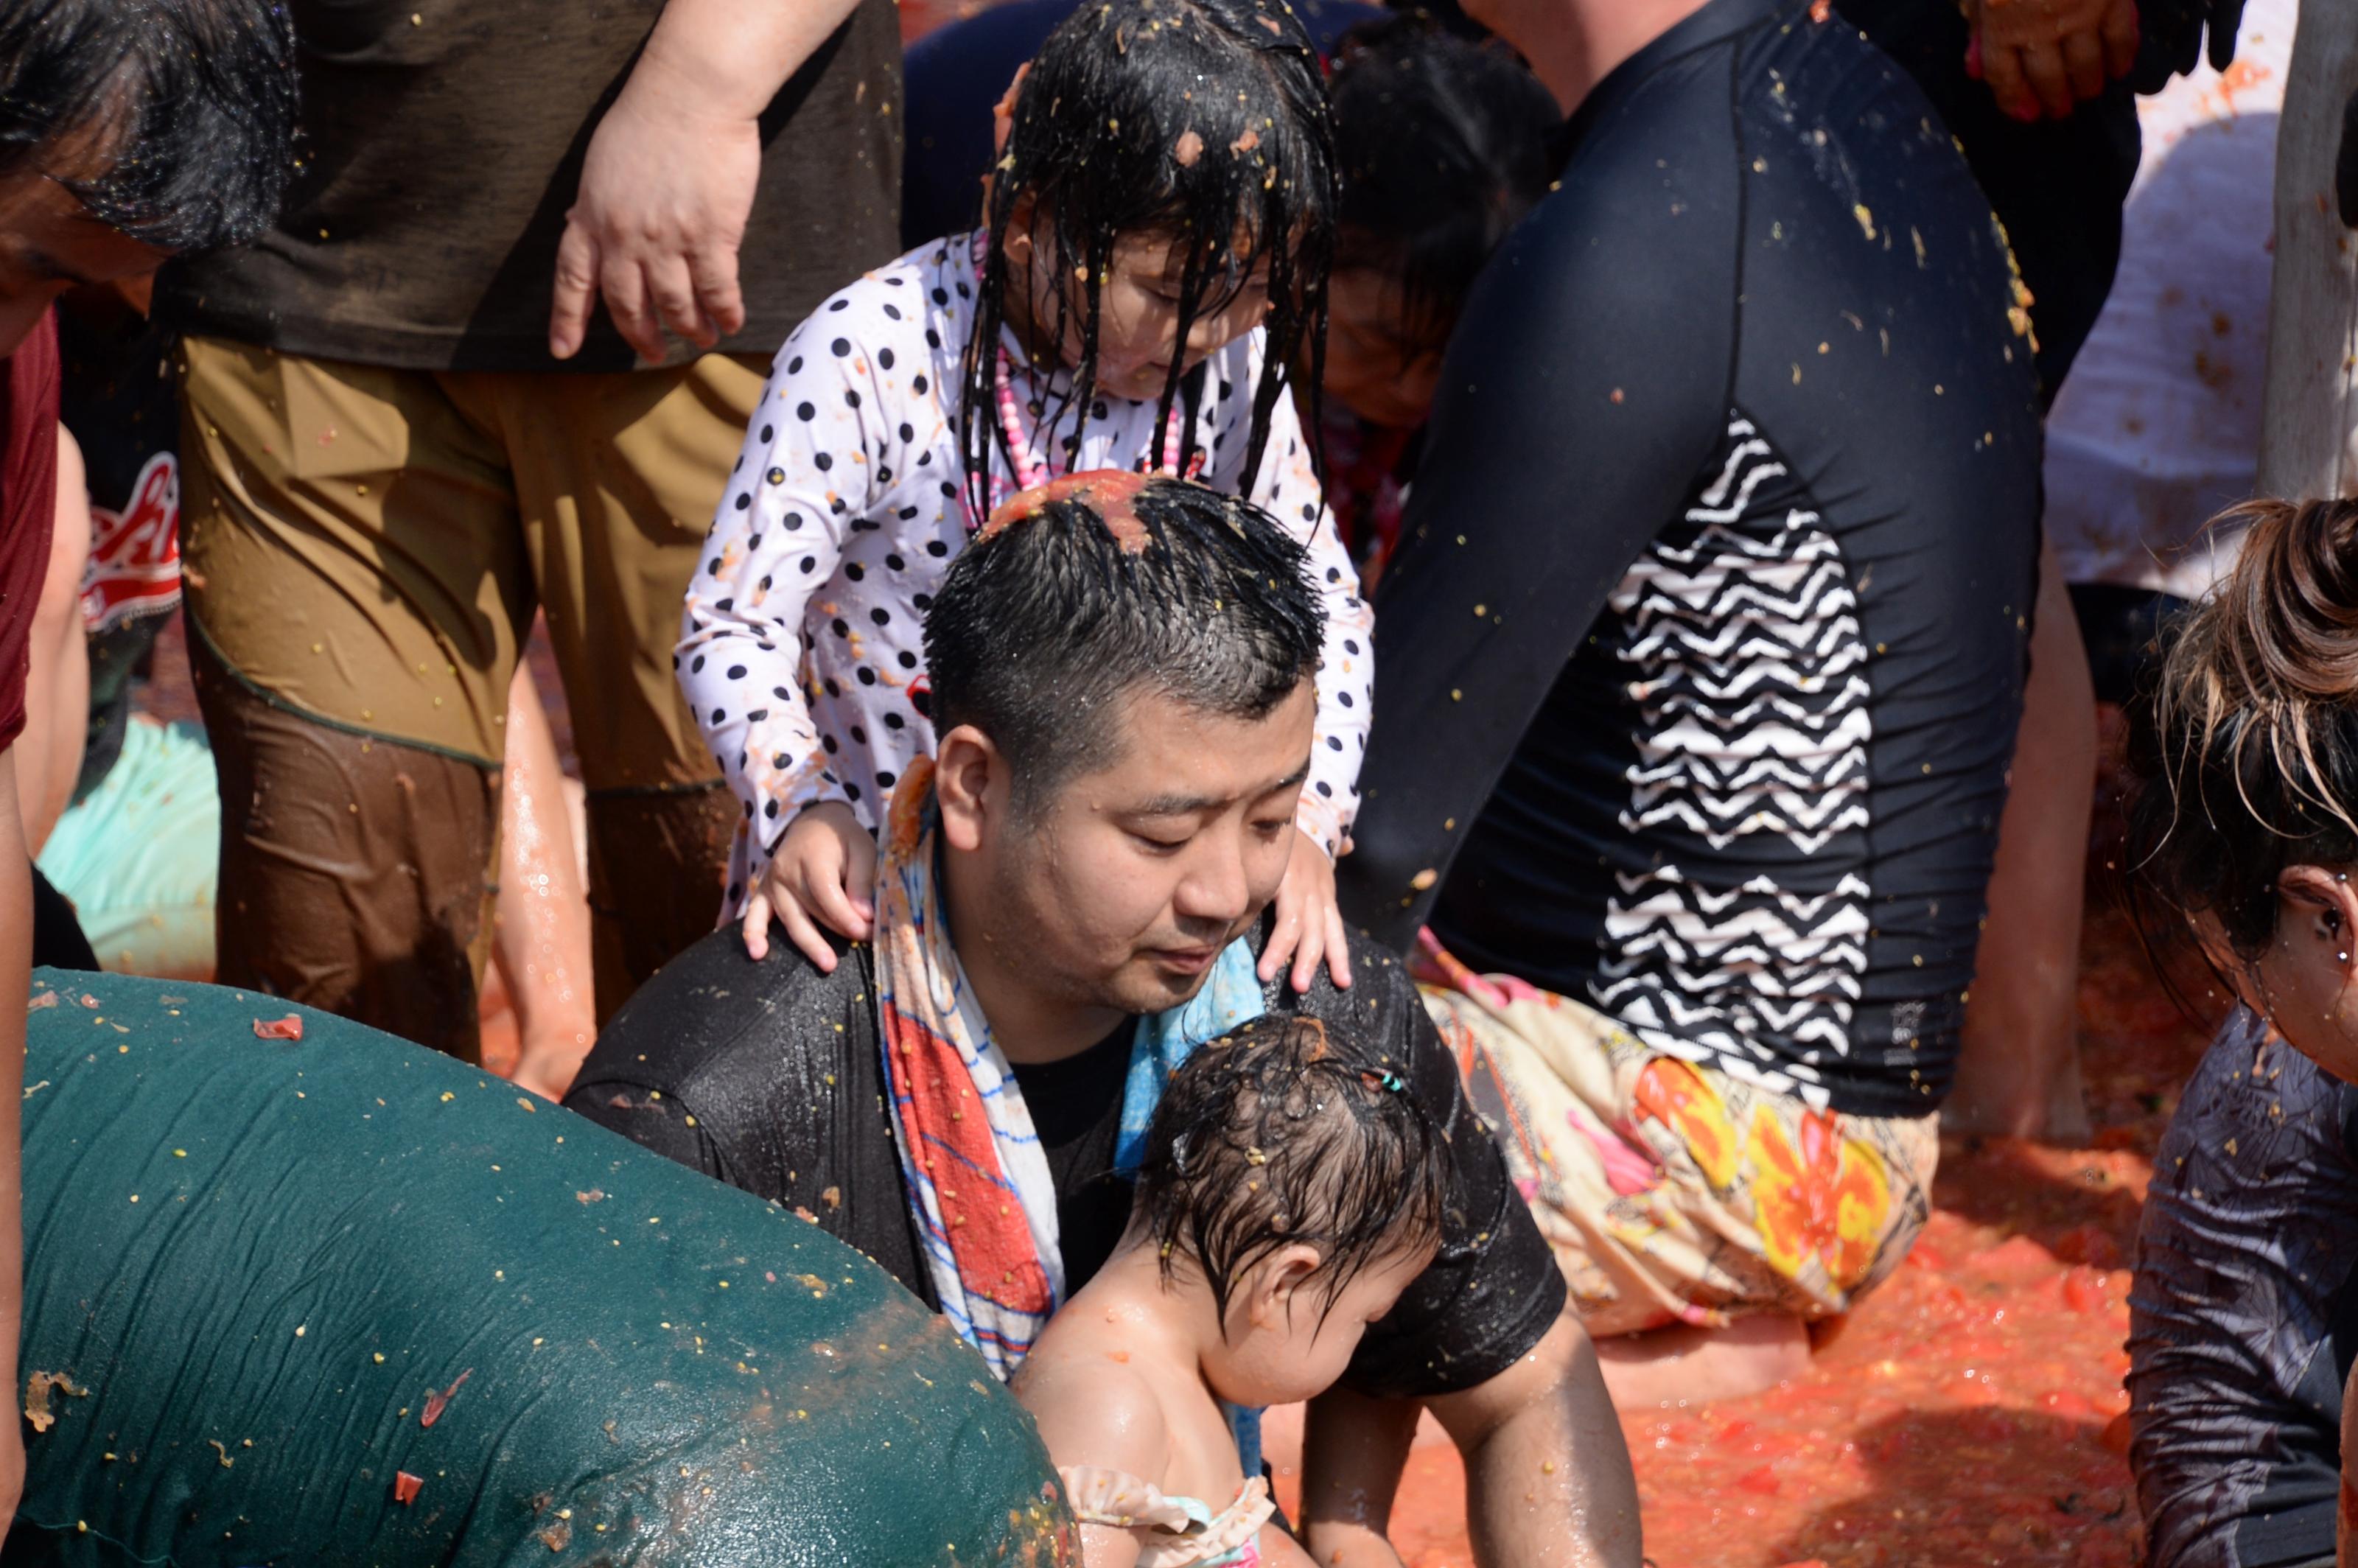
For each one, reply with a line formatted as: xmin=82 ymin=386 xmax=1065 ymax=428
xmin=1333 ymin=0 xmax=2044 ymax=1406
xmin=1313 ymin=15 xmax=1559 ymax=583
xmin=2121 ymin=497 xmax=2358 ymax=1568
xmin=1016 ymin=1015 xmax=1446 ymax=1567
xmin=573 ymin=475 xmax=1640 ymax=1568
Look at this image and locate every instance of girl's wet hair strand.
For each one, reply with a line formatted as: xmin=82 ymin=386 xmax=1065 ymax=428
xmin=956 ymin=0 xmax=1337 ymax=523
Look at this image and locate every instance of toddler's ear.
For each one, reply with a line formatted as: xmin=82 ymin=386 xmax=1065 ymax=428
xmin=1245 ymin=1242 xmax=1325 ymax=1331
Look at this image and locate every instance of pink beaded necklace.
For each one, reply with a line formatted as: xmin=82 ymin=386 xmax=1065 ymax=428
xmin=989 ymin=343 xmax=1188 ymax=500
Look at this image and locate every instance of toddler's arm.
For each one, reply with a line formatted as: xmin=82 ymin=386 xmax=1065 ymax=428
xmin=1245 ymin=374 xmax=1371 ymax=990
xmin=677 ymin=294 xmax=910 ymax=948
xmin=1013 ymin=1356 xmax=1171 ymax=1568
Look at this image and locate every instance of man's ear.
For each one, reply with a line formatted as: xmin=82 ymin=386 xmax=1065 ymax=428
xmin=1243 ymin=1242 xmax=1324 ymax=1332
xmin=935 ymin=724 xmax=1004 ymax=854
xmin=2280 ymin=863 xmax=2358 ymax=975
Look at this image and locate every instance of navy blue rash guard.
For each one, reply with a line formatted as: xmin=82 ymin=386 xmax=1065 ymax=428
xmin=2130 ymin=1011 xmax=2358 ymax=1568
xmin=1334 ymin=0 xmax=2041 ymax=1118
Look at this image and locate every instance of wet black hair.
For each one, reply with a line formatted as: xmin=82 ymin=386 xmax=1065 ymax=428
xmin=922 ymin=472 xmax=1323 ymax=814
xmin=0 ymin=0 xmax=299 ymax=253
xmin=957 ymin=0 xmax=1337 ymax=522
xmin=1133 ymin=1015 xmax=1447 ymax=1329
xmin=1329 ymin=13 xmax=1558 ymax=351
xmin=2127 ymin=498 xmax=2358 ymax=996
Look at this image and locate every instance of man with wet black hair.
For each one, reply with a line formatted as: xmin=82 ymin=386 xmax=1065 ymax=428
xmin=573 ymin=475 xmax=1642 ymax=1568
xmin=0 ymin=0 xmax=299 ymax=1520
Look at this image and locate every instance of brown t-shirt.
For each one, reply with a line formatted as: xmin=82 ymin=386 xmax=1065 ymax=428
xmin=156 ymin=0 xmax=903 ymax=372
xmin=0 ymin=312 xmax=60 ymax=753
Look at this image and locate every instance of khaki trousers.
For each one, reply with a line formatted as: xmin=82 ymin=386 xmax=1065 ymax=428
xmin=180 ymin=337 xmax=761 ymax=1054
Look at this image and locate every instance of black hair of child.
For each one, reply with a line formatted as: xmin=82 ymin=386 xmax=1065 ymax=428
xmin=956 ymin=0 xmax=1338 ymax=525
xmin=2126 ymin=497 xmax=2358 ymax=1007
xmin=1328 ymin=13 xmax=1561 ymax=354
xmin=1132 ymin=1015 xmax=1449 ymax=1332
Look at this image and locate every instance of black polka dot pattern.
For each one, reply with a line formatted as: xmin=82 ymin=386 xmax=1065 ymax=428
xmin=677 ymin=234 xmax=1371 ymax=919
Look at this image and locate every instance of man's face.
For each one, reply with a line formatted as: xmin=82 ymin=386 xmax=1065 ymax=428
xmin=0 ymin=165 xmax=169 ymax=358
xmin=976 ymin=680 xmax=1315 ymax=1019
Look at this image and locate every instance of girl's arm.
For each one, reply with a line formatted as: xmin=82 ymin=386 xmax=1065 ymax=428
xmin=1243 ymin=382 xmax=1374 ymax=864
xmin=677 ymin=304 xmax=902 ymax=903
xmin=1015 ymin=1357 xmax=1169 ymax=1568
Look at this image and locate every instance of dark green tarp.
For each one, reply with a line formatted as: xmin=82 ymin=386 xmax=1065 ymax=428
xmin=1 ymin=970 xmax=1068 ymax=1566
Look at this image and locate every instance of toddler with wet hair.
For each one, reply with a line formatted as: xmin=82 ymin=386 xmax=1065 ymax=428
xmin=1012 ymin=1015 xmax=1448 ymax=1567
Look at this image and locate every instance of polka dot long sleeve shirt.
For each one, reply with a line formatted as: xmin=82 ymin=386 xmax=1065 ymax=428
xmin=679 ymin=237 xmax=1372 ymax=914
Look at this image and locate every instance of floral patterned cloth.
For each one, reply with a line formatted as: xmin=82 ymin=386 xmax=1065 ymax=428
xmin=1416 ymin=936 xmax=1938 ymax=1336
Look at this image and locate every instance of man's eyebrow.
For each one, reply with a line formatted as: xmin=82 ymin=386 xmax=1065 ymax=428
xmin=1127 ymin=763 xmax=1311 ymax=818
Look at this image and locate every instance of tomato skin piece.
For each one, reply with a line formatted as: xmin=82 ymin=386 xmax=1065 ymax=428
xmin=393 ymin=1471 xmax=423 ymax=1505
xmin=252 ymin=1016 xmax=304 ymax=1041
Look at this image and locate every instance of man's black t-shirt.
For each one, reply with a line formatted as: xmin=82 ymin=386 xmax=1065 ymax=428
xmin=1010 ymin=1021 xmax=1137 ymax=1297
xmin=1334 ymin=0 xmax=2041 ymax=1118
xmin=567 ymin=923 xmax=1565 ymax=1401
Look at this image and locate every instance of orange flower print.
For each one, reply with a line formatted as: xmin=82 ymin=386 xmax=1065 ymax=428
xmin=1746 ymin=1108 xmax=1895 ymax=1292
xmin=1633 ymin=1058 xmax=1740 ymax=1190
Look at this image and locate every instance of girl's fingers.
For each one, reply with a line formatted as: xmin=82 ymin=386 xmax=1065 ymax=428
xmin=777 ymin=889 xmax=841 ymax=975
xmin=805 ymin=849 xmax=873 ymax=942
xmin=1290 ymin=917 xmax=1323 ymax=994
xmin=1259 ymin=901 xmax=1303 ymax=982
xmin=842 ymin=833 xmax=879 ymax=929
xmin=739 ymin=887 xmax=774 ymax=962
xmin=1323 ymin=902 xmax=1354 ymax=990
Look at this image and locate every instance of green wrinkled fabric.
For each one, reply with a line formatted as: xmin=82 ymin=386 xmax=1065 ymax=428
xmin=1 ymin=970 xmax=1070 ymax=1567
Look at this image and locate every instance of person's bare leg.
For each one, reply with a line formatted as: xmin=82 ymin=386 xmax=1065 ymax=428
xmin=491 ymin=662 xmax=595 ymax=1102
xmin=16 ymin=427 xmax=89 ymax=856
xmin=1591 ymin=1314 xmax=1813 ymax=1410
xmin=1944 ymin=537 xmax=2096 ymax=1142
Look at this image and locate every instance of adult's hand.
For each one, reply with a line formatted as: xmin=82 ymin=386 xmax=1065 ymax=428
xmin=547 ymin=0 xmax=867 ymax=363
xmin=1968 ymin=0 xmax=2139 ymax=122
xmin=550 ymin=74 xmax=760 ymax=363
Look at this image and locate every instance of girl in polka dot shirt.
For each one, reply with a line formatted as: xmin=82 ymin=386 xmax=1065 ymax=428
xmin=679 ymin=0 xmax=1372 ymax=992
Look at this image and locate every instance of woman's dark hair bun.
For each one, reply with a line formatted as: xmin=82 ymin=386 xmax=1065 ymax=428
xmin=2130 ymin=497 xmax=2358 ymax=981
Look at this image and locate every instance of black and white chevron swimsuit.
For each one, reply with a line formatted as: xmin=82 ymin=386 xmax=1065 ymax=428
xmin=1336 ymin=0 xmax=2042 ymax=1118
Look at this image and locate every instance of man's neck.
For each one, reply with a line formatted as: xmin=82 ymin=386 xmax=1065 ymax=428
xmin=942 ymin=854 xmax=1129 ymax=1066
xmin=1520 ymin=0 xmax=1717 ymax=115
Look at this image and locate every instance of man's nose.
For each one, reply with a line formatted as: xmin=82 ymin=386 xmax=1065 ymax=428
xmin=1172 ymin=827 xmax=1255 ymax=927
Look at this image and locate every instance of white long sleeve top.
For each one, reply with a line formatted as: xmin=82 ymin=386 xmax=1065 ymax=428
xmin=679 ymin=237 xmax=1373 ymax=912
